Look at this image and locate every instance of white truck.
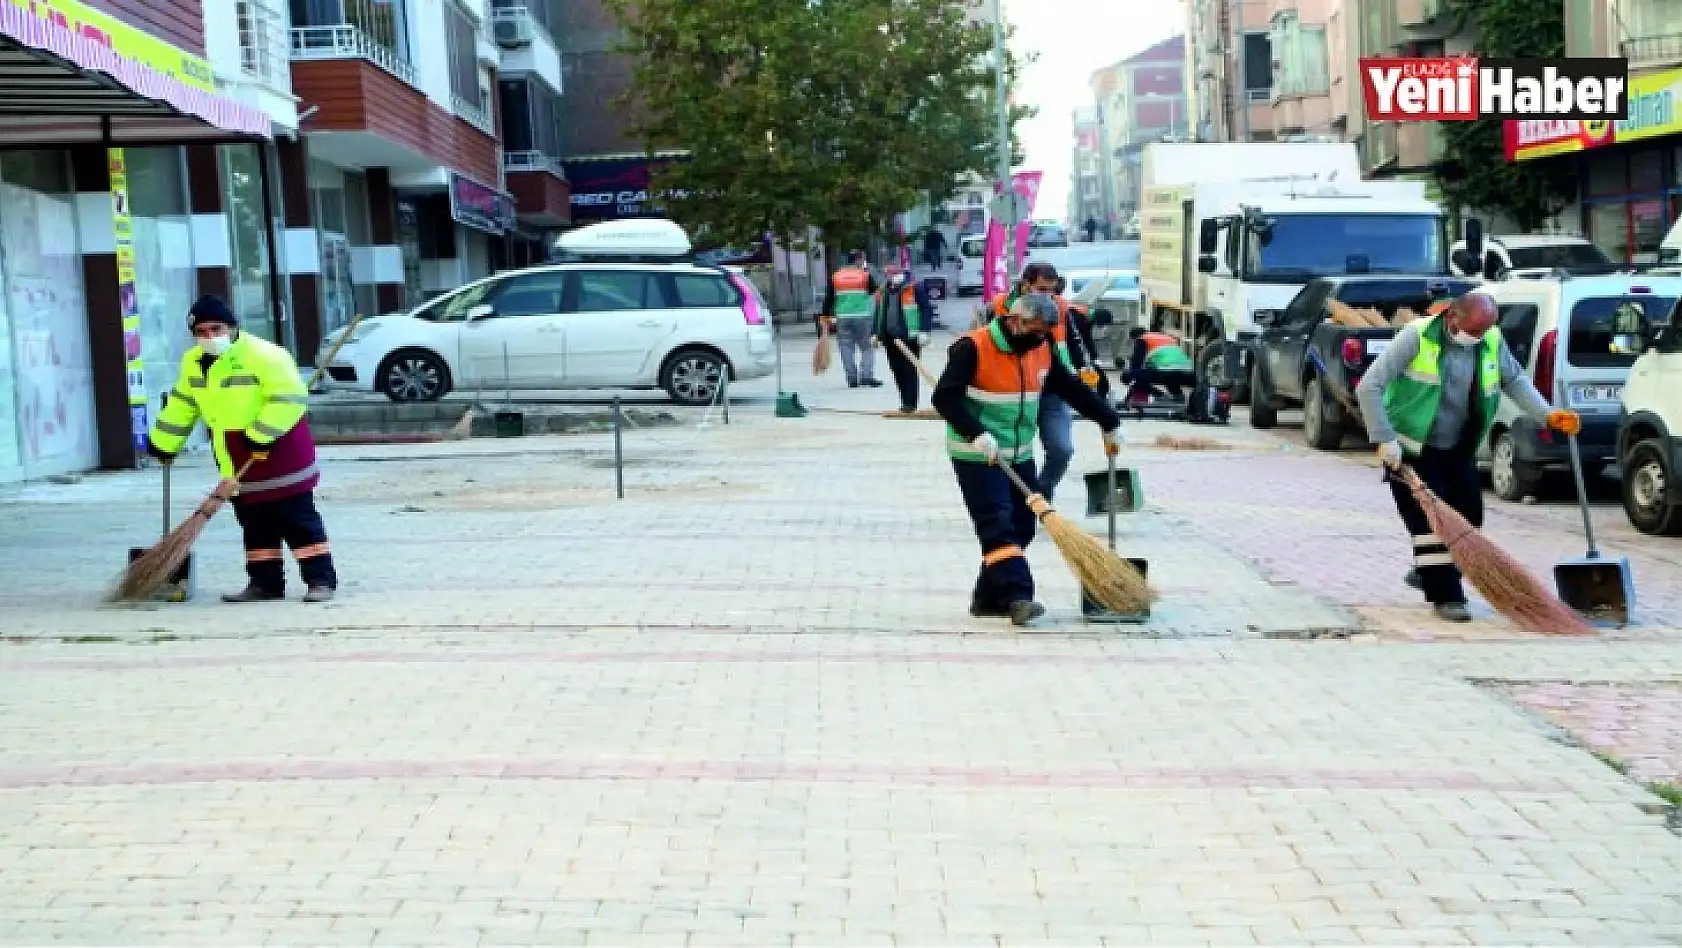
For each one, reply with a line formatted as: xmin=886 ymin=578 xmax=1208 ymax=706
xmin=1138 ymin=141 xmax=1448 ymax=402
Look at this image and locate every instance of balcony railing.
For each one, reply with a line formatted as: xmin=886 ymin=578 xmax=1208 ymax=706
xmin=290 ymin=25 xmax=416 ymax=86
xmin=1246 ymin=87 xmax=1271 ymax=101
xmin=504 ymin=150 xmax=564 ymax=177
xmin=237 ymin=0 xmax=290 ymax=88
xmin=453 ymin=94 xmax=498 ymax=136
xmin=1621 ymin=33 xmax=1682 ymax=69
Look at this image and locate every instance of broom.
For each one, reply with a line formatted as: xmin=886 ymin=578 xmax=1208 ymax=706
xmin=894 ymin=340 xmax=1154 ymax=614
xmin=1389 ymin=464 xmax=1594 ymax=635
xmin=111 ymin=314 xmax=367 ymax=603
xmin=812 ymin=320 xmax=833 ymax=375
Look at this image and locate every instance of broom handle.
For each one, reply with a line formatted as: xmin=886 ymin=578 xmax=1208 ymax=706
xmin=307 ymin=312 xmax=367 ymax=392
xmin=161 ymin=462 xmax=171 ymax=538
xmin=1557 ymin=378 xmax=1600 ymax=557
xmin=1106 ymin=448 xmax=1118 ymax=552
xmin=994 ymin=457 xmax=1039 ymax=504
xmin=894 ymin=338 xmax=939 ymax=387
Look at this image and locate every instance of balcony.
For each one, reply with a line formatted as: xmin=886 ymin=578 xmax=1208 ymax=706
xmin=491 ymin=2 xmax=563 ymax=93
xmin=290 ymin=25 xmax=416 ymax=86
xmin=453 ymin=94 xmax=497 ymax=136
xmin=503 ymin=149 xmax=571 ymax=226
xmin=504 ymin=149 xmax=564 ymax=177
xmin=1622 ymin=33 xmax=1682 ymax=70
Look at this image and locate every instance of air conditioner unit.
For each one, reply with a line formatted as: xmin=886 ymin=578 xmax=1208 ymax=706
xmin=494 ymin=16 xmax=532 ymax=47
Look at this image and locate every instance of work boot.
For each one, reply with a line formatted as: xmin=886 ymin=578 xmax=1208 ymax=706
xmin=847 ymin=380 xmax=860 ymax=388
xmin=303 ymin=585 xmax=335 ymax=603
xmin=222 ymin=585 xmax=283 ymax=604
xmin=900 ymin=404 xmax=916 ymax=414
xmin=1433 ymin=602 xmax=1473 ymax=623
xmin=969 ymin=598 xmax=1010 ymax=619
xmin=1008 ymin=600 xmax=1047 ymax=627
xmin=1405 ymin=569 xmax=1422 ymax=590
xmin=862 ymin=378 xmax=884 ymax=387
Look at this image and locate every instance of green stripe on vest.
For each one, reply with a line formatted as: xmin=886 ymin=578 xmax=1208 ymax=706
xmin=1381 ymin=317 xmax=1503 ymax=455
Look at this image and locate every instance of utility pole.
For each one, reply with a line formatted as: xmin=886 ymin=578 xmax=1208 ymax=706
xmin=992 ymin=0 xmax=1014 ymax=285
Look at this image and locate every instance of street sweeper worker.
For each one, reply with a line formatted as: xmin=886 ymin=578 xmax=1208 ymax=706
xmin=1123 ymin=327 xmax=1196 ymax=402
xmin=146 ymin=295 xmax=338 ymax=604
xmin=933 ymin=293 xmax=1124 ymax=627
xmin=822 ymin=250 xmax=882 ymax=389
xmin=1355 ymin=291 xmax=1579 ymax=623
xmin=872 ymin=262 xmax=936 ymax=412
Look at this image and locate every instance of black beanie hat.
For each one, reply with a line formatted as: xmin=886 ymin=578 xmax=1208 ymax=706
xmin=188 ymin=295 xmax=237 ymax=331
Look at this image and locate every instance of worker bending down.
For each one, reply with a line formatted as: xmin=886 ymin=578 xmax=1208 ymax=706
xmin=1355 ymin=292 xmax=1576 ymax=623
xmin=934 ymin=294 xmax=1123 ymax=626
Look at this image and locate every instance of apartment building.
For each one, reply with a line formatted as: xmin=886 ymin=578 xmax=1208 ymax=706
xmin=1090 ymin=36 xmax=1187 ymax=226
xmin=1185 ymin=0 xmax=1341 ymax=143
xmin=1354 ymin=0 xmax=1467 ymax=190
xmin=1506 ymin=0 xmax=1682 ymax=262
xmin=1069 ymin=107 xmax=1105 ymax=235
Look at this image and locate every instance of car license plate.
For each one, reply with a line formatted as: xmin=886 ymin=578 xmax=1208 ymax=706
xmin=1572 ymin=383 xmax=1622 ymax=403
xmin=1366 ymin=339 xmax=1389 ymax=355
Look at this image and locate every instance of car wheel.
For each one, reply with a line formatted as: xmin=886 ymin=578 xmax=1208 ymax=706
xmin=1248 ymin=362 xmax=1277 ymax=428
xmin=1491 ymin=430 xmax=1539 ymax=502
xmin=663 ymin=348 xmax=727 ymax=406
xmin=378 ymin=349 xmax=449 ymax=402
xmin=1622 ymin=438 xmax=1682 ymax=535
xmin=1303 ymin=376 xmax=1344 ymax=450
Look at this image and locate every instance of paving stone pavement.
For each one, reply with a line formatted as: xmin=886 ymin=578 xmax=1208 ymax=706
xmin=2 ymin=332 xmax=1682 ymax=946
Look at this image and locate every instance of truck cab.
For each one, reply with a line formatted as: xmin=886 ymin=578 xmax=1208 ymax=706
xmin=1618 ymin=298 xmax=1682 ymax=535
xmin=1473 ymin=275 xmax=1682 ymax=502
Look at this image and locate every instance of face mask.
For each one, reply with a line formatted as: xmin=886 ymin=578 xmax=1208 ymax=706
xmin=1450 ymin=330 xmax=1479 ymax=346
xmin=1005 ymin=328 xmax=1046 ymax=352
xmin=199 ymin=332 xmax=233 ymax=356
xmin=889 ymin=274 xmax=907 ymax=287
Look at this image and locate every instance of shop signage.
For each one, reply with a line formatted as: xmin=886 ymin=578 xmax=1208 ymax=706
xmin=108 ymin=148 xmax=147 ymax=453
xmin=1506 ymin=65 xmax=1682 ymax=161
xmin=562 ymin=156 xmax=692 ymax=221
xmin=0 ymin=0 xmax=268 ymax=136
xmin=448 ymin=173 xmax=516 ymax=235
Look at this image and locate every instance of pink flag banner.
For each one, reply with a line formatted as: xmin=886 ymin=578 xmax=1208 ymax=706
xmin=981 ymin=171 xmax=1044 ymax=301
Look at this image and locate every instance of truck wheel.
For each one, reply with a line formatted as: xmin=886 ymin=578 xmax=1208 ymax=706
xmin=1491 ymin=430 xmax=1540 ymax=503
xmin=1622 ymin=439 xmax=1682 ymax=535
xmin=1248 ymin=362 xmax=1277 ymax=429
xmin=1196 ymin=341 xmax=1250 ymax=404
xmin=1303 ymin=376 xmax=1345 ymax=450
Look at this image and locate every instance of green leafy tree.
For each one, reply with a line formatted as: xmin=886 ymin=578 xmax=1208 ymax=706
xmin=1433 ymin=0 xmax=1577 ymax=229
xmin=608 ymin=0 xmax=1029 ymax=255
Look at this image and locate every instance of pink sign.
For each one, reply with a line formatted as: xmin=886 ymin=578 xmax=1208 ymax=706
xmin=982 ymin=171 xmax=1044 ymax=301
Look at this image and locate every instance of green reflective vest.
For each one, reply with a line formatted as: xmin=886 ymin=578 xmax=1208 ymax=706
xmin=1145 ymin=344 xmax=1193 ymax=371
xmin=1382 ymin=316 xmax=1503 ymax=455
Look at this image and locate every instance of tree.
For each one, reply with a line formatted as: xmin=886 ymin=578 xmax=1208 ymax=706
xmin=1432 ymin=0 xmax=1577 ymax=229
xmin=607 ymin=0 xmax=1030 ymax=254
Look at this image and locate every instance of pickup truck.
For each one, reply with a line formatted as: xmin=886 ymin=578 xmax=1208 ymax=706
xmin=1248 ymin=275 xmax=1478 ymax=450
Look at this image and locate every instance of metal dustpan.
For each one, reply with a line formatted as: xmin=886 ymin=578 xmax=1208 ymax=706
xmin=1082 ymin=450 xmax=1149 ymax=624
xmin=128 ymin=463 xmax=194 ymax=602
xmin=1555 ymin=422 xmax=1632 ymax=627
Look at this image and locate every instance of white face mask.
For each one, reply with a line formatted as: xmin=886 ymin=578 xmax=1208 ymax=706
xmin=1450 ymin=330 xmax=1480 ymax=347
xmin=199 ymin=332 xmax=233 ymax=356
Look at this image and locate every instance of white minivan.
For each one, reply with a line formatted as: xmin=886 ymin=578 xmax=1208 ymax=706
xmin=1476 ymin=275 xmax=1682 ymax=500
xmin=318 ymin=220 xmax=778 ymax=406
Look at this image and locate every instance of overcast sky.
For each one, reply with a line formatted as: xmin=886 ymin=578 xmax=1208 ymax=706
xmin=1006 ymin=0 xmax=1186 ymax=221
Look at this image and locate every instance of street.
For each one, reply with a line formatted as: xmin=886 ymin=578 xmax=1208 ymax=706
xmin=2 ymin=330 xmax=1682 ymax=946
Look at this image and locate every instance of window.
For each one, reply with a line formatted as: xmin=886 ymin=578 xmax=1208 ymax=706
xmin=488 ymin=271 xmax=567 ymax=317
xmin=1496 ymin=303 xmax=1541 ymax=366
xmin=570 ymin=271 xmax=657 ymax=312
xmin=498 ymin=77 xmax=564 ymax=158
xmin=670 ymin=273 xmax=740 ymax=308
xmin=1270 ymin=13 xmax=1330 ymax=97
xmin=1245 ymin=214 xmax=1443 ymax=280
xmin=1242 ymin=33 xmax=1272 ymax=95
xmin=1568 ymin=296 xmax=1675 ymax=367
xmin=445 ymin=1 xmax=480 ymax=111
xmin=414 ymin=279 xmax=499 ymax=322
xmin=1504 ymin=244 xmax=1615 ymax=273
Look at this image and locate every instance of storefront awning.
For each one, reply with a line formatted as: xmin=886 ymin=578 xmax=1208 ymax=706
xmin=0 ymin=1 xmax=271 ymax=146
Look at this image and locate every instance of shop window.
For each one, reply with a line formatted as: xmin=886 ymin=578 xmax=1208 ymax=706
xmin=1588 ymin=202 xmax=1631 ymax=262
xmin=1587 ymin=154 xmax=1628 ymax=195
xmin=122 ymin=149 xmax=202 ymax=451
xmin=219 ymin=144 xmax=276 ymax=344
xmin=1633 ymin=198 xmax=1668 ymax=263
xmin=1631 ymin=151 xmax=1665 ymax=193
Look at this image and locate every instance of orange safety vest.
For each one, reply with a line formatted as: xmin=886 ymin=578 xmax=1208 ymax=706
xmin=944 ymin=321 xmax=1054 ymax=464
xmin=830 ymin=266 xmax=874 ymax=318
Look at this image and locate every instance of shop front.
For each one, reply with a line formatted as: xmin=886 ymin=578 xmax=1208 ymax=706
xmin=0 ymin=0 xmax=272 ymax=482
xmin=1505 ymin=65 xmax=1682 ymax=264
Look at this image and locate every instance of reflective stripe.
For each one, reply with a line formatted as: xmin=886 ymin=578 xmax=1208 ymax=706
xmin=1396 ymin=434 xmax=1423 ymax=453
xmin=983 ymin=545 xmax=1025 ymax=566
xmin=292 ymin=542 xmax=331 ymax=559
xmin=1401 ymin=368 xmax=1439 ymax=385
xmin=245 ymin=548 xmax=284 ymax=562
xmin=188 ymin=377 xmax=208 ymax=389
xmin=154 ymin=420 xmax=194 ymax=437
xmin=1411 ymin=534 xmax=1444 ymax=548
xmin=221 ymin=374 xmax=260 ymax=387
xmin=966 ymin=387 xmax=1035 ymax=405
xmin=241 ymin=464 xmax=319 ymax=494
xmin=269 ymin=394 xmax=309 ymax=405
xmin=251 ymin=421 xmax=286 ymax=440
xmin=169 ymin=389 xmax=198 ymax=409
xmin=1414 ymin=552 xmax=1456 ymax=567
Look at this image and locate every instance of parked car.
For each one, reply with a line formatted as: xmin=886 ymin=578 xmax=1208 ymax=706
xmin=318 ymin=220 xmax=778 ymax=407
xmin=1062 ymin=268 xmax=1142 ymax=366
xmin=1449 ymin=233 xmax=1618 ymax=281
xmin=1617 ymin=299 xmax=1682 ymax=535
xmin=1029 ymin=221 xmax=1069 ymax=248
xmin=1248 ymin=275 xmax=1477 ymax=450
xmin=956 ymin=235 xmax=987 ymax=296
xmin=1474 ymin=275 xmax=1682 ymax=501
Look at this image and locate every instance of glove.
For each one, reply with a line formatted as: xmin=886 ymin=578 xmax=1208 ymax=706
xmin=1546 ymin=409 xmax=1582 ymax=437
xmin=1377 ymin=440 xmax=1403 ymax=468
xmin=917 ymin=332 xmax=930 ymax=347
xmin=145 ymin=440 xmax=175 ymax=466
xmin=1102 ymin=427 xmax=1123 ymax=457
xmin=970 ymin=432 xmax=1001 ymax=463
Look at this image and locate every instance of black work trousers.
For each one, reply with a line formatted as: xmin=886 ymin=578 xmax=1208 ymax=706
xmin=952 ymin=458 xmax=1040 ymax=607
xmin=1388 ymin=445 xmax=1482 ymax=605
xmin=232 ymin=490 xmax=337 ymax=593
xmin=884 ymin=336 xmax=922 ymax=410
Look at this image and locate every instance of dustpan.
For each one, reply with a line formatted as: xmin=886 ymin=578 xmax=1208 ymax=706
xmin=127 ymin=463 xmax=194 ymax=602
xmin=1082 ymin=450 xmax=1149 ymax=624
xmin=1555 ymin=399 xmax=1633 ymax=627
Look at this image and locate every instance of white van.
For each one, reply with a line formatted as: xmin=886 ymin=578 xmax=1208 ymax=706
xmin=956 ymin=234 xmax=988 ymax=296
xmin=1449 ymin=234 xmax=1618 ymax=281
xmin=1475 ymin=275 xmax=1682 ymax=501
xmin=1617 ymin=299 xmax=1682 ymax=534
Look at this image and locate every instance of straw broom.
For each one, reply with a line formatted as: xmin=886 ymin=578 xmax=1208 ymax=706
xmin=1390 ymin=465 xmax=1594 ymax=635
xmin=895 ymin=339 xmax=1154 ymax=614
xmin=111 ymin=314 xmax=367 ymax=603
xmin=812 ymin=320 xmax=833 ymax=375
